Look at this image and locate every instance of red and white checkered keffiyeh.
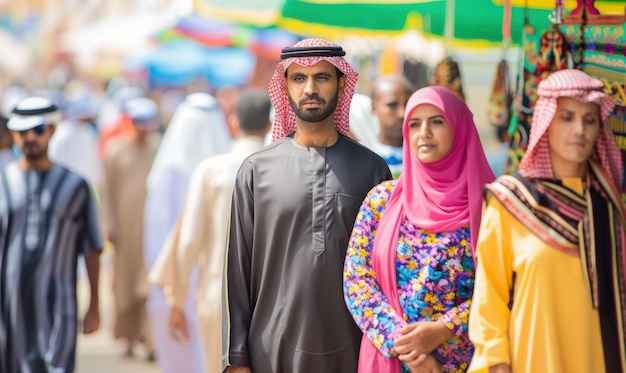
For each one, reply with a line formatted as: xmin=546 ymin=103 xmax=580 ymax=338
xmin=519 ymin=69 xmax=621 ymax=186
xmin=268 ymin=38 xmax=358 ymax=141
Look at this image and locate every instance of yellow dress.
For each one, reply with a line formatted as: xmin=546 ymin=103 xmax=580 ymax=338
xmin=468 ymin=178 xmax=606 ymax=373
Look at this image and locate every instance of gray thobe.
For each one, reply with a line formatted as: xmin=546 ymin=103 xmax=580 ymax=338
xmin=0 ymin=163 xmax=103 ymax=373
xmin=225 ymin=134 xmax=392 ymax=373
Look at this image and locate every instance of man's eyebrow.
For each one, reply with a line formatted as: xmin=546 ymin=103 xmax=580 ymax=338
xmin=289 ymin=71 xmax=333 ymax=79
xmin=556 ymin=108 xmax=599 ymax=115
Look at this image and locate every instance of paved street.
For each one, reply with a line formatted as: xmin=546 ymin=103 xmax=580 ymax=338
xmin=76 ymin=331 xmax=158 ymax=373
xmin=75 ymin=254 xmax=159 ymax=373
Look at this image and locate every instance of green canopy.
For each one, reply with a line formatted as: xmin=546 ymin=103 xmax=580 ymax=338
xmin=194 ymin=0 xmax=624 ymax=48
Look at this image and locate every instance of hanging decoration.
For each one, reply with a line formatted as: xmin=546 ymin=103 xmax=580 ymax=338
xmin=430 ymin=56 xmax=466 ymax=102
xmin=487 ymin=0 xmax=514 ymax=128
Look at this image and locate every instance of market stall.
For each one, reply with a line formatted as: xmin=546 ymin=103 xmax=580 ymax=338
xmin=503 ymin=0 xmax=626 ymax=196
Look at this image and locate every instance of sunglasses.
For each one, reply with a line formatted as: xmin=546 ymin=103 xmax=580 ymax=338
xmin=18 ymin=125 xmax=49 ymax=136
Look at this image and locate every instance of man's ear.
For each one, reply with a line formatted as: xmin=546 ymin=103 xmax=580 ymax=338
xmin=227 ymin=113 xmax=239 ymax=138
xmin=338 ymin=75 xmax=347 ymax=98
xmin=263 ymin=121 xmax=272 ymax=137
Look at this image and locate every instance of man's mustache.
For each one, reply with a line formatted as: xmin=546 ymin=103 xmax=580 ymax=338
xmin=299 ymin=94 xmax=325 ymax=105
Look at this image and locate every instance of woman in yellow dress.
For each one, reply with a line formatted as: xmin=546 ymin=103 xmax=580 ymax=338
xmin=468 ymin=69 xmax=626 ymax=373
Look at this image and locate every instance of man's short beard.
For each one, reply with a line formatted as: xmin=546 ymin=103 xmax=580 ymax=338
xmin=22 ymin=145 xmax=47 ymax=160
xmin=289 ymin=90 xmax=339 ymax=123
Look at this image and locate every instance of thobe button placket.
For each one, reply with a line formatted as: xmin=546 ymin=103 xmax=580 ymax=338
xmin=25 ymin=170 xmax=42 ymax=251
xmin=311 ymin=148 xmax=326 ymax=255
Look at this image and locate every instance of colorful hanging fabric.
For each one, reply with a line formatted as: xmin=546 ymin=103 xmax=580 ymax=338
xmin=487 ymin=59 xmax=513 ymax=128
xmin=487 ymin=0 xmax=513 ymax=128
xmin=429 ymin=56 xmax=466 ymax=102
xmin=536 ymin=26 xmax=569 ymax=80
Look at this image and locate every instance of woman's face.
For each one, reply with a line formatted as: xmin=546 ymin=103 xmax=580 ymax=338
xmin=547 ymin=97 xmax=601 ymax=174
xmin=407 ymin=104 xmax=454 ymax=163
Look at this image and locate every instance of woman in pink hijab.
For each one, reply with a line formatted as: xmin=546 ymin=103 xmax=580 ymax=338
xmin=469 ymin=69 xmax=626 ymax=373
xmin=343 ymin=86 xmax=495 ymax=373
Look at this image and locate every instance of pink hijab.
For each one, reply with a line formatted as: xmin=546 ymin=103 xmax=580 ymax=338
xmin=361 ymin=86 xmax=495 ymax=373
xmin=267 ymin=38 xmax=358 ymax=141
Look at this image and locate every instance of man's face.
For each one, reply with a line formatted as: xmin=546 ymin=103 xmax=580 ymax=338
xmin=285 ymin=60 xmax=345 ymax=124
xmin=547 ymin=96 xmax=601 ymax=174
xmin=372 ymin=81 xmax=411 ymax=143
xmin=132 ymin=118 xmax=159 ymax=137
xmin=11 ymin=124 xmax=55 ymax=160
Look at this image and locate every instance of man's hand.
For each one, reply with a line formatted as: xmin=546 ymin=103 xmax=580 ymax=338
xmin=106 ymin=233 xmax=117 ymax=247
xmin=400 ymin=353 xmax=442 ymax=373
xmin=394 ymin=320 xmax=454 ymax=356
xmin=84 ymin=250 xmax=100 ymax=335
xmin=82 ymin=305 xmax=100 ymax=334
xmin=168 ymin=307 xmax=189 ymax=343
xmin=224 ymin=366 xmax=251 ymax=373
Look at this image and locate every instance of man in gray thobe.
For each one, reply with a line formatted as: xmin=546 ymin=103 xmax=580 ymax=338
xmin=223 ymin=38 xmax=392 ymax=373
xmin=0 ymin=97 xmax=102 ymax=373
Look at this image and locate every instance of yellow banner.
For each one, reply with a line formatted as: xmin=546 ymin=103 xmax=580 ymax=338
xmin=193 ymin=0 xmax=280 ymax=27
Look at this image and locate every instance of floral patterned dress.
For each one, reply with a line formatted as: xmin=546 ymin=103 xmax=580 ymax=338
xmin=343 ymin=180 xmax=475 ymax=373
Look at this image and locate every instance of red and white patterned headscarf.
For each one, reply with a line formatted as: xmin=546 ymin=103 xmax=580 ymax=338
xmin=268 ymin=38 xmax=358 ymax=141
xmin=519 ymin=69 xmax=621 ymax=186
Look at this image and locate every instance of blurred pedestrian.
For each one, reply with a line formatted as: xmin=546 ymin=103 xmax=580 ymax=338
xmin=370 ymin=75 xmax=415 ymax=178
xmin=0 ymin=116 xmax=15 ymax=168
xmin=0 ymin=96 xmax=103 ymax=372
xmin=344 ymin=86 xmax=494 ymax=373
xmin=48 ymin=82 xmax=102 ymax=188
xmin=0 ymin=86 xmax=25 ymax=168
xmin=97 ymin=85 xmax=144 ymax=158
xmin=149 ymin=88 xmax=272 ymax=373
xmin=223 ymin=38 xmax=392 ymax=373
xmin=144 ymin=92 xmax=231 ymax=373
xmin=97 ymin=77 xmax=132 ymax=132
xmin=469 ymin=69 xmax=626 ymax=373
xmin=102 ymin=97 xmax=162 ymax=360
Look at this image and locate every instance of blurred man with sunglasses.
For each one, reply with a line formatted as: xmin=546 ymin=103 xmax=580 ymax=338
xmin=0 ymin=96 xmax=103 ymax=373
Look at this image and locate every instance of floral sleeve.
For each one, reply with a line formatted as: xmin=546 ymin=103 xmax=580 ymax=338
xmin=439 ymin=241 xmax=475 ymax=337
xmin=343 ymin=181 xmax=405 ymax=358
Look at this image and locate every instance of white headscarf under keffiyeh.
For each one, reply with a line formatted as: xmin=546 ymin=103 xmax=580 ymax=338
xmin=519 ymin=69 xmax=621 ymax=186
xmin=268 ymin=38 xmax=358 ymax=141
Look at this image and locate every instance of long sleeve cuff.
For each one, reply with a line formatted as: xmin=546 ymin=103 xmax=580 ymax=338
xmin=440 ymin=305 xmax=469 ymax=337
xmin=163 ymin=286 xmax=187 ymax=309
xmin=228 ymin=351 xmax=250 ymax=368
xmin=469 ymin=338 xmax=510 ymax=372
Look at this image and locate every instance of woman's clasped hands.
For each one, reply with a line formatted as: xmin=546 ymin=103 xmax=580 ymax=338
xmin=394 ymin=320 xmax=453 ymax=373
